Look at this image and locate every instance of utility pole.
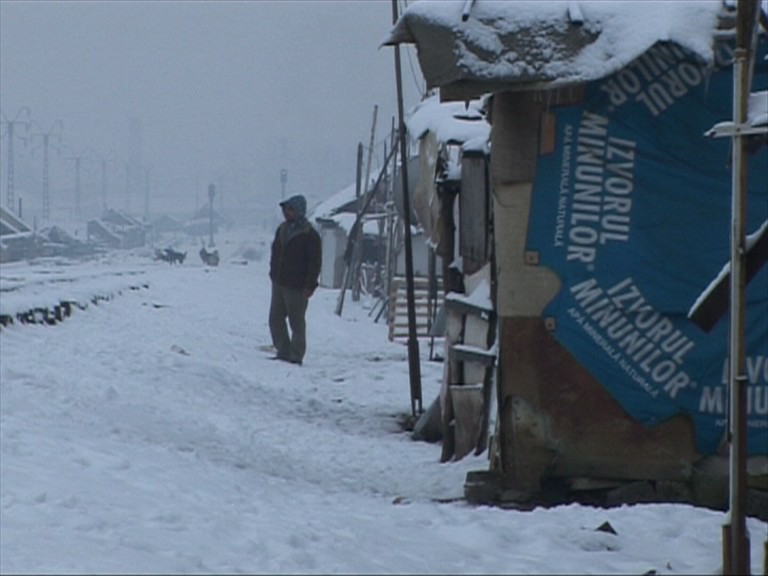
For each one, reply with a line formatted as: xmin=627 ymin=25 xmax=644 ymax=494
xmin=353 ymin=105 xmax=379 ymax=302
xmin=1 ymin=107 xmax=31 ymax=214
xmin=74 ymin=157 xmax=83 ymax=220
xmin=124 ymin=162 xmax=131 ymax=213
xmin=91 ymin=150 xmax=115 ymax=214
xmin=208 ymin=183 xmax=216 ymax=248
xmin=105 ymin=160 xmax=112 ymax=213
xmin=215 ymin=170 xmax=227 ymax=213
xmin=280 ymin=168 xmax=287 ymax=201
xmin=194 ymin=174 xmax=201 ymax=212
xmin=126 ymin=117 xmax=143 ymax=218
xmin=391 ymin=0 xmax=423 ymax=417
xmin=30 ymin=119 xmax=63 ymax=221
xmin=144 ymin=166 xmax=151 ymax=221
xmin=65 ymin=148 xmax=91 ymax=221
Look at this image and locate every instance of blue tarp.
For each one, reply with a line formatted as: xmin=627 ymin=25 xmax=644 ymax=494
xmin=526 ymin=38 xmax=768 ymax=455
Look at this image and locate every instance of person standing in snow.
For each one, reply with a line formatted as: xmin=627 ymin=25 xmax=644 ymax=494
xmin=268 ymin=194 xmax=322 ymax=365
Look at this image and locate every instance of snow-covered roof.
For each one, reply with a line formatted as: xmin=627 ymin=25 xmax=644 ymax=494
xmin=310 ymin=177 xmax=382 ymax=236
xmin=310 ymin=181 xmax=363 ymax=222
xmin=101 ymin=208 xmax=144 ymax=227
xmin=384 ymin=0 xmax=733 ymax=99
xmin=406 ymin=94 xmax=490 ymax=145
xmin=0 ymin=206 xmax=32 ymax=236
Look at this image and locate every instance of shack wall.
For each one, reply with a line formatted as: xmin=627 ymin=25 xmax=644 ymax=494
xmin=490 ymin=90 xmax=701 ymax=494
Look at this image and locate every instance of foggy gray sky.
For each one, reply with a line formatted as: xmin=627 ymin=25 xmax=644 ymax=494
xmin=0 ymin=0 xmax=425 ymax=221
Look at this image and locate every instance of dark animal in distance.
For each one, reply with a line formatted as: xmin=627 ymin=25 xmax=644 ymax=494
xmin=155 ymin=248 xmax=187 ymax=265
xmin=199 ymin=246 xmax=220 ymax=267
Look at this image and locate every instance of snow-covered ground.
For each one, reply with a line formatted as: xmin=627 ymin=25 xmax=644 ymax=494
xmin=1 ymin=225 xmax=766 ymax=575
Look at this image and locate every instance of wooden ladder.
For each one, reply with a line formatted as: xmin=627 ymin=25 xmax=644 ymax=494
xmin=387 ymin=275 xmax=441 ymax=341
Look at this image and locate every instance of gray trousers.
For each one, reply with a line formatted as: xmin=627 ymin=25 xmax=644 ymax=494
xmin=269 ymin=282 xmax=308 ymax=362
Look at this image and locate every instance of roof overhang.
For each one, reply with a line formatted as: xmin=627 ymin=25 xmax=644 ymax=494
xmin=383 ymin=0 xmax=731 ymax=101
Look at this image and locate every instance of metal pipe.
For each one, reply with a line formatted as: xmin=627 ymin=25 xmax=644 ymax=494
xmin=723 ymin=1 xmax=760 ymax=572
xmin=391 ymin=0 xmax=423 ymax=417
xmin=725 ymin=47 xmax=749 ymax=576
xmin=461 ymin=0 xmax=476 ymax=22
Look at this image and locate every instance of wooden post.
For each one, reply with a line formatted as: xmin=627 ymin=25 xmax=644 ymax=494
xmin=335 ymin=144 xmax=363 ymax=316
xmin=336 ymin=143 xmax=398 ymax=316
xmin=352 ymin=105 xmax=378 ymax=302
xmin=385 ymin=120 xmax=399 ymax=306
xmin=763 ymin=539 xmax=767 ymax=576
xmin=374 ymin=141 xmax=391 ymax=297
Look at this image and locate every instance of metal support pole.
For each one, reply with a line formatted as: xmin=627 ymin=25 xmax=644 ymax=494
xmin=35 ymin=120 xmax=63 ymax=220
xmin=1 ymin=108 xmax=30 ymax=215
xmin=724 ymin=46 xmax=750 ymax=576
xmin=391 ymin=0 xmax=422 ymax=417
xmin=722 ymin=1 xmax=759 ymax=573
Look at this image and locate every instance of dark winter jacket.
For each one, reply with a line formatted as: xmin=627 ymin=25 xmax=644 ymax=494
xmin=270 ymin=196 xmax=322 ymax=293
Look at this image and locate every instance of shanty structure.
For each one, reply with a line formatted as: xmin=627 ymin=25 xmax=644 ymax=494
xmin=310 ymin=180 xmax=384 ymax=290
xmin=386 ymin=0 xmax=768 ymax=512
xmin=402 ymin=94 xmax=496 ymax=459
xmin=0 ymin=207 xmax=95 ymax=262
xmin=0 ymin=206 xmax=42 ymax=263
xmin=312 ymin=160 xmax=440 ymax=340
xmin=184 ymin=202 xmax=222 ymax=238
xmin=87 ymin=208 xmax=147 ymax=249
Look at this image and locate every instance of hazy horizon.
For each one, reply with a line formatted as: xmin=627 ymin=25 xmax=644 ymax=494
xmin=0 ymin=0 xmax=425 ymax=224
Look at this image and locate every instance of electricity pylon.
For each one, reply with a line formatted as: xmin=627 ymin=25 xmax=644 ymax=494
xmin=91 ymin=150 xmax=115 ymax=214
xmin=0 ymin=107 xmax=31 ymax=214
xmin=64 ymin=147 xmax=92 ymax=221
xmin=31 ymin=120 xmax=63 ymax=221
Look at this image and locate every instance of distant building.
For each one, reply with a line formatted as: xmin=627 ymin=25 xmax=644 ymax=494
xmin=87 ymin=209 xmax=147 ymax=249
xmin=0 ymin=206 xmax=42 ymax=263
xmin=184 ymin=201 xmax=222 ymax=238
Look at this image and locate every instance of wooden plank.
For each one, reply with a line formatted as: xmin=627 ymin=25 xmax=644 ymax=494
xmin=450 ymin=344 xmax=496 ymax=367
xmin=450 ymin=384 xmax=484 ymax=460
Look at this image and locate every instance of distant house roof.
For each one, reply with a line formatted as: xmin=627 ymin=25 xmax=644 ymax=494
xmin=310 ymin=181 xmax=363 ymax=222
xmin=102 ymin=208 xmax=143 ymax=227
xmin=310 ymin=177 xmax=382 ymax=236
xmin=0 ymin=206 xmax=32 ymax=236
xmin=384 ymin=0 xmax=730 ymax=100
xmin=192 ymin=202 xmax=221 ymax=221
xmin=151 ymin=214 xmax=183 ymax=233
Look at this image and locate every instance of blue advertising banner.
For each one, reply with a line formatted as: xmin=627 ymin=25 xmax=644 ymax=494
xmin=526 ymin=38 xmax=768 ymax=455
